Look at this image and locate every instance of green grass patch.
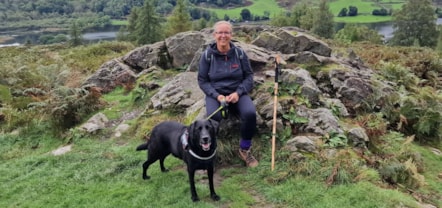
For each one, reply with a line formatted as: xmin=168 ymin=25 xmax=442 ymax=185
xmin=206 ymin=0 xmax=285 ymax=20
xmin=111 ymin=20 xmax=128 ymax=26
xmin=329 ymin=0 xmax=383 ymax=15
xmin=2 ymin=122 xmax=441 ymax=207
xmin=409 ymin=145 xmax=442 ymax=207
xmin=101 ymin=86 xmax=134 ymax=120
xmin=329 ymin=0 xmax=405 ymax=23
xmin=335 ymin=14 xmax=392 ymax=23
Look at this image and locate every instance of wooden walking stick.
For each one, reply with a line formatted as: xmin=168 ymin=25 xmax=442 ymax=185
xmin=271 ymin=55 xmax=282 ymax=171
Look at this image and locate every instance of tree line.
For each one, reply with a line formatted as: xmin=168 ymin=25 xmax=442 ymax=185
xmin=0 ymin=0 xmax=245 ymax=31
xmin=5 ymin=0 xmax=442 ymax=50
xmin=269 ymin=0 xmax=441 ymax=49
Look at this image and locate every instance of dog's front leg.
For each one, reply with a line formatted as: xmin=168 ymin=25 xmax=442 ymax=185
xmin=208 ymin=166 xmax=220 ymax=201
xmin=188 ymin=167 xmax=199 ymax=202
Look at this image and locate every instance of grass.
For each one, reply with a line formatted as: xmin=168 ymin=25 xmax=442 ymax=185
xmin=204 ymin=0 xmax=285 ymax=20
xmin=202 ymin=0 xmax=405 ymax=24
xmin=101 ymin=86 xmax=134 ymax=120
xmin=328 ymin=0 xmax=406 ymax=23
xmin=2 ymin=131 xmax=438 ymax=207
xmin=111 ymin=20 xmax=128 ymax=26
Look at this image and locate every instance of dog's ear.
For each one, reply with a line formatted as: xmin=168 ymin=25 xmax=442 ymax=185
xmin=188 ymin=121 xmax=196 ymax=142
xmin=208 ymin=119 xmax=219 ymax=134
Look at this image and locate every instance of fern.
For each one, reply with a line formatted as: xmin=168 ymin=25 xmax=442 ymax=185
xmin=400 ymin=87 xmax=442 ymax=143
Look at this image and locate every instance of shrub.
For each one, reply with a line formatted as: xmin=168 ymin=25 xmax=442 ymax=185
xmin=0 ymin=106 xmax=41 ymax=132
xmin=378 ymin=61 xmax=419 ymax=90
xmin=400 ymin=87 xmax=442 ymax=143
xmin=355 ymin=113 xmax=388 ymax=143
xmin=335 ymin=24 xmax=383 ymax=44
xmin=46 ymin=86 xmax=104 ymax=134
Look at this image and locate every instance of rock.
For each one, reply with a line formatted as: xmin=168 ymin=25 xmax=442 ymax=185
xmin=80 ymin=113 xmax=108 ymax=133
xmin=51 ymin=145 xmax=72 ymax=156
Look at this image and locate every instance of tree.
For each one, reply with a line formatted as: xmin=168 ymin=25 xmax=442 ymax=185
xmin=338 ymin=8 xmax=347 ymax=17
xmin=117 ymin=6 xmax=139 ymax=42
xmin=299 ymin=8 xmax=315 ymax=31
xmin=240 ymin=8 xmax=252 ymax=21
xmin=436 ymin=26 xmax=442 ymax=53
xmin=193 ymin=18 xmax=207 ymax=31
xmin=224 ymin=14 xmax=230 ymax=21
xmin=124 ymin=0 xmax=163 ymax=45
xmin=291 ymin=2 xmax=310 ymax=27
xmin=390 ymin=0 xmax=438 ymax=47
xmin=348 ymin=6 xmax=358 ymax=16
xmin=311 ymin=0 xmax=335 ymax=39
xmin=335 ymin=24 xmax=383 ymax=44
xmin=165 ymin=0 xmax=192 ymax=36
xmin=270 ymin=12 xmax=291 ymax=27
xmin=69 ymin=21 xmax=83 ymax=46
xmin=372 ymin=8 xmax=389 ymax=16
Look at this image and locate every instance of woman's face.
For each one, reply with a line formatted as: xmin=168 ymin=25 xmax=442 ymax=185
xmin=214 ymin=23 xmax=232 ymax=48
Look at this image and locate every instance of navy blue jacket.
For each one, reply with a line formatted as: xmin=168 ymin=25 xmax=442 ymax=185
xmin=197 ymin=42 xmax=254 ymax=100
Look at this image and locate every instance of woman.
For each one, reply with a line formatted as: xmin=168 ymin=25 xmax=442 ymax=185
xmin=197 ymin=20 xmax=258 ymax=168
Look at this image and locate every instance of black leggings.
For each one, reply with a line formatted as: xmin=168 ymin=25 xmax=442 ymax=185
xmin=205 ymin=95 xmax=256 ymax=140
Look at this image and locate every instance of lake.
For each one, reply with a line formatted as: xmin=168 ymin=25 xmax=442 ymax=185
xmin=0 ymin=25 xmax=120 ymax=47
xmin=365 ymin=18 xmax=442 ymax=40
xmin=2 ymin=19 xmax=442 ymax=47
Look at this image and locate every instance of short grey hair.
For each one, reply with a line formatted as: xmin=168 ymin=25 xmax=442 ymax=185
xmin=213 ymin=21 xmax=233 ymax=33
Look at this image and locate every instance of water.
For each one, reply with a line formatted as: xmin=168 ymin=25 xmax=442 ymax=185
xmin=2 ymin=19 xmax=442 ymax=47
xmin=0 ymin=25 xmax=120 ymax=47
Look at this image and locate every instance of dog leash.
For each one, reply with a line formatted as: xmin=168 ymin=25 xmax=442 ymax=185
xmin=206 ymin=100 xmax=228 ymax=120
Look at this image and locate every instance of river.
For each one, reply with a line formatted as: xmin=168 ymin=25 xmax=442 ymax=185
xmin=1 ymin=19 xmax=442 ymax=47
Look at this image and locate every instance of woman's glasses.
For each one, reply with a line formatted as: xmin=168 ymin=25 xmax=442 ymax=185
xmin=215 ymin=31 xmax=232 ymax=35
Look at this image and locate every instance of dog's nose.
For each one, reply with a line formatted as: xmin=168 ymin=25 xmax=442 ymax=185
xmin=201 ymin=136 xmax=210 ymax=143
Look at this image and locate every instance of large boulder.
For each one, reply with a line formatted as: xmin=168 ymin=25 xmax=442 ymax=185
xmin=252 ymin=28 xmax=332 ymax=57
xmin=82 ymin=59 xmax=136 ymax=93
xmin=165 ymin=31 xmax=209 ymax=68
xmin=122 ymin=41 xmax=172 ymax=71
xmin=150 ymin=72 xmax=204 ymax=111
xmin=280 ymin=68 xmax=322 ymax=106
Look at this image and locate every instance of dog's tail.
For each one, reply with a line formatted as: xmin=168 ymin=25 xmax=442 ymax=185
xmin=136 ymin=143 xmax=149 ymax=151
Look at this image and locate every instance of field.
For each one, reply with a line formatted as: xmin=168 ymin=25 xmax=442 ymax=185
xmin=205 ymin=0 xmax=406 ymax=23
xmin=209 ymin=0 xmax=285 ymax=20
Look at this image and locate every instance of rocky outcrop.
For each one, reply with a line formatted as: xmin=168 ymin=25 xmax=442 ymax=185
xmin=82 ymin=25 xmax=392 ymax=154
xmin=82 ymin=59 xmax=136 ymax=93
xmin=252 ymin=28 xmax=332 ymax=57
xmin=150 ymin=72 xmax=204 ymax=111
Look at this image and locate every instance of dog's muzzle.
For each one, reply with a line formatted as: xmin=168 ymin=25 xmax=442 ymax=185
xmin=200 ymin=136 xmax=211 ymax=151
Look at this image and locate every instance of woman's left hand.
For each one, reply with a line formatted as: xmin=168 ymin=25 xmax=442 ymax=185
xmin=226 ymin=92 xmax=239 ymax=103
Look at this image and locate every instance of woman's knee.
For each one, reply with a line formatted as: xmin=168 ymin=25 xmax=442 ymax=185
xmin=241 ymin=109 xmax=256 ymax=122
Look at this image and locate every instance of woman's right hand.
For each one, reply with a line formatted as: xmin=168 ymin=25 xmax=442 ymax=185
xmin=217 ymin=95 xmax=226 ymax=103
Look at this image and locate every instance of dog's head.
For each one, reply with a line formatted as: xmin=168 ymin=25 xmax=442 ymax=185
xmin=188 ymin=119 xmax=219 ymax=152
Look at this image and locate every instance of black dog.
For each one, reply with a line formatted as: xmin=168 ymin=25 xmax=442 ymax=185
xmin=136 ymin=119 xmax=220 ymax=202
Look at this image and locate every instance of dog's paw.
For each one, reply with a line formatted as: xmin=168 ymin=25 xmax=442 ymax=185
xmin=161 ymin=168 xmax=169 ymax=173
xmin=191 ymin=196 xmax=200 ymax=202
xmin=211 ymin=194 xmax=220 ymax=201
xmin=142 ymin=175 xmax=150 ymax=180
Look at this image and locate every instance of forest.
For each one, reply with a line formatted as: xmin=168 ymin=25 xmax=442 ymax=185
xmin=0 ymin=0 xmax=247 ymax=31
